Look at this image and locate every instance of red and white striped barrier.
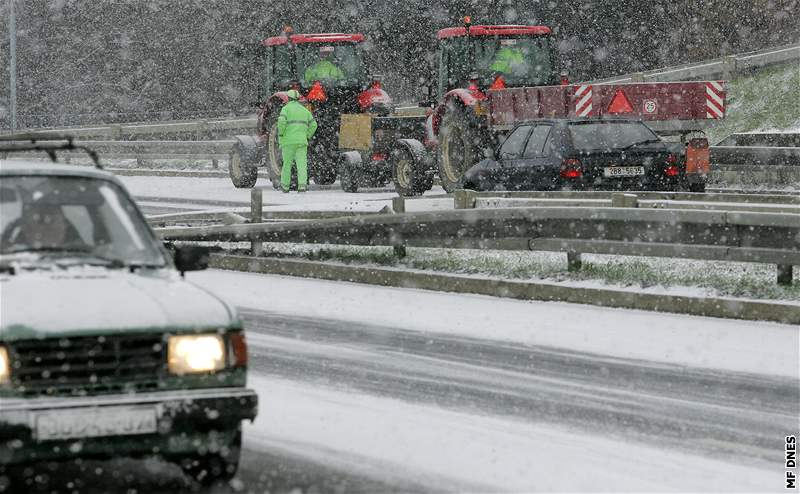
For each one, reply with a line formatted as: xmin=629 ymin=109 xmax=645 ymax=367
xmin=574 ymin=84 xmax=593 ymax=117
xmin=706 ymin=81 xmax=726 ymax=119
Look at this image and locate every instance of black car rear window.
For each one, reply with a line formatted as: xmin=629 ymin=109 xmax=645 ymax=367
xmin=568 ymin=121 xmax=659 ymax=151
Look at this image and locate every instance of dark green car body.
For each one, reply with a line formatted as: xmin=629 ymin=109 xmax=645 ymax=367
xmin=0 ymin=160 xmax=258 ymax=482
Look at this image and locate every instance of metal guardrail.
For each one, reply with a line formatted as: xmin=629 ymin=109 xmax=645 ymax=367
xmin=712 ymin=146 xmax=800 ymax=166
xmin=716 ymin=132 xmax=800 ymax=147
xmin=595 ymin=42 xmax=800 ymax=83
xmin=445 ymin=189 xmax=800 ymax=206
xmin=1 ymin=139 xmax=237 ymax=165
xmin=471 ymin=197 xmax=800 ymax=214
xmin=156 ymin=197 xmax=799 ymax=285
xmin=0 ymin=118 xmax=256 ymax=140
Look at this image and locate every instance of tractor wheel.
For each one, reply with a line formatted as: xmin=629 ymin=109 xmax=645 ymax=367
xmin=392 ymin=139 xmax=433 ymax=197
xmin=312 ymin=150 xmax=338 ymax=185
xmin=339 ymin=152 xmax=361 ymax=193
xmin=229 ymin=135 xmax=261 ymax=189
xmin=265 ymin=116 xmax=284 ymax=190
xmin=437 ymin=104 xmax=484 ymax=193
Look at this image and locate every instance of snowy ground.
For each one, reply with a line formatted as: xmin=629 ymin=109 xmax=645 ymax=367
xmin=119 ymin=175 xmax=424 ymax=212
xmin=185 ymin=270 xmax=796 ymax=492
xmin=247 ymin=375 xmax=778 ymax=492
xmin=191 ymin=270 xmax=797 ymax=378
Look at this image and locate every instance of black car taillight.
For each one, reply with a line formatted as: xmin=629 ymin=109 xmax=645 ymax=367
xmin=664 ymin=154 xmax=680 ymax=176
xmin=560 ymin=159 xmax=582 ymax=179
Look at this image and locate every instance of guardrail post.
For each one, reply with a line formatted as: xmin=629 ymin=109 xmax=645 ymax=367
xmin=212 ymin=159 xmax=219 ymax=169
xmin=777 ymin=264 xmax=793 ymax=286
xmin=454 ymin=189 xmax=477 ymax=209
xmin=391 ymin=196 xmax=407 ymax=257
xmin=611 ymin=192 xmax=638 ymax=208
xmin=110 ymin=124 xmax=122 ymax=140
xmin=196 ymin=120 xmax=210 ymax=140
xmin=567 ymin=252 xmax=582 ymax=272
xmin=392 ymin=196 xmax=405 ymax=214
xmin=250 ymin=188 xmax=263 ymax=256
xmin=722 ymin=56 xmax=736 ymax=80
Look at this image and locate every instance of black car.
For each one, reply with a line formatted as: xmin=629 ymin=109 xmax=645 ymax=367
xmin=461 ymin=118 xmax=687 ymax=191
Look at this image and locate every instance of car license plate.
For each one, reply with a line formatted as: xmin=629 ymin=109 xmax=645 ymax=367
xmin=603 ymin=166 xmax=645 ymax=177
xmin=35 ymin=406 xmax=157 ymax=441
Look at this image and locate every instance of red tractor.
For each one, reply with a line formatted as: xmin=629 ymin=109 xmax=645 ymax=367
xmin=229 ymin=30 xmax=391 ymax=188
xmin=333 ymin=19 xmax=720 ymax=195
xmin=424 ymin=19 xmax=719 ymax=192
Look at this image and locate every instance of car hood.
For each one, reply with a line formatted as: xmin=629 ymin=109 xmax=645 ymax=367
xmin=0 ymin=268 xmax=238 ymax=340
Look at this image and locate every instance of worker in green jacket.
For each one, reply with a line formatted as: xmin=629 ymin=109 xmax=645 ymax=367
xmin=304 ymin=50 xmax=345 ymax=83
xmin=277 ymin=89 xmax=317 ymax=192
xmin=490 ymin=45 xmax=525 ymax=75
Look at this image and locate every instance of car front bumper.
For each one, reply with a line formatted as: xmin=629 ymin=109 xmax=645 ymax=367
xmin=0 ymin=387 xmax=258 ymax=465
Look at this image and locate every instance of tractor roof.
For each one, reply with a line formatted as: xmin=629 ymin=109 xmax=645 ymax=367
xmin=263 ymin=33 xmax=365 ymax=47
xmin=436 ymin=25 xmax=551 ymax=40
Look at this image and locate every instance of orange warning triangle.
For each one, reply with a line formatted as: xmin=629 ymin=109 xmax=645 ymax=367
xmin=607 ymin=89 xmax=634 ymax=114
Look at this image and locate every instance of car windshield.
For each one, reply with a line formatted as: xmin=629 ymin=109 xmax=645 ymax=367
xmin=474 ymin=36 xmax=555 ymax=85
xmin=0 ymin=175 xmax=166 ymax=266
xmin=568 ymin=121 xmax=660 ymax=151
xmin=297 ymin=43 xmax=367 ymax=87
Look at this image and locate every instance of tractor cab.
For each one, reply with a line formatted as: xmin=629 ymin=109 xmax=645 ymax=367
xmin=435 ymin=21 xmax=559 ymax=98
xmin=249 ymin=30 xmax=391 ymax=191
xmin=260 ymin=32 xmax=388 ymax=114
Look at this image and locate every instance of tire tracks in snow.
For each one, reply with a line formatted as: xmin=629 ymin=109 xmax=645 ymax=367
xmin=240 ymin=308 xmax=798 ymax=467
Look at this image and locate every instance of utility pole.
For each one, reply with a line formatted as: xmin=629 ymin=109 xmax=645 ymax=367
xmin=8 ymin=0 xmax=17 ymax=132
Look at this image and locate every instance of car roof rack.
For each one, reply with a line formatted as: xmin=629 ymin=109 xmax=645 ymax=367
xmin=0 ymin=134 xmax=102 ymax=169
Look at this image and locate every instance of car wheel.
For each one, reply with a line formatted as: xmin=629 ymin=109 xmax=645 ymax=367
xmin=688 ymin=182 xmax=706 ymax=193
xmin=178 ymin=428 xmax=242 ymax=486
xmin=229 ymin=135 xmax=261 ymax=189
xmin=0 ymin=465 xmax=26 ymax=493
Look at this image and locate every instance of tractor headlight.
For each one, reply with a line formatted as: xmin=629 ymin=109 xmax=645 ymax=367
xmin=168 ymin=334 xmax=225 ymax=375
xmin=0 ymin=346 xmax=10 ymax=384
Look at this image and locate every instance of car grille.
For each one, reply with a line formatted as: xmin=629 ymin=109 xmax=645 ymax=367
xmin=8 ymin=334 xmax=166 ymax=396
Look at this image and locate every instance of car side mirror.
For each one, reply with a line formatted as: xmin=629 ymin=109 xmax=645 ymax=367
xmin=174 ymin=245 xmax=210 ymax=276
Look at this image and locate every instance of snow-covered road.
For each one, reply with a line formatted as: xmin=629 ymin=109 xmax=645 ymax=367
xmin=77 ymin=175 xmax=800 ymax=491
xmin=185 ymin=270 xmax=799 ymax=492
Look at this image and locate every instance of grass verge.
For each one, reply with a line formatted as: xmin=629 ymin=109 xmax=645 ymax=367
xmin=232 ymin=243 xmax=800 ymax=302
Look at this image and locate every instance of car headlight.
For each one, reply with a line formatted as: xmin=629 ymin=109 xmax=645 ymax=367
xmin=0 ymin=346 xmax=10 ymax=384
xmin=168 ymin=334 xmax=225 ymax=375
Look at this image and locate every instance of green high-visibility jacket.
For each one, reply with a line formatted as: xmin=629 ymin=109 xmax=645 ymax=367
xmin=304 ymin=59 xmax=345 ymax=83
xmin=490 ymin=47 xmax=525 ymax=74
xmin=277 ymin=100 xmax=318 ymax=147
